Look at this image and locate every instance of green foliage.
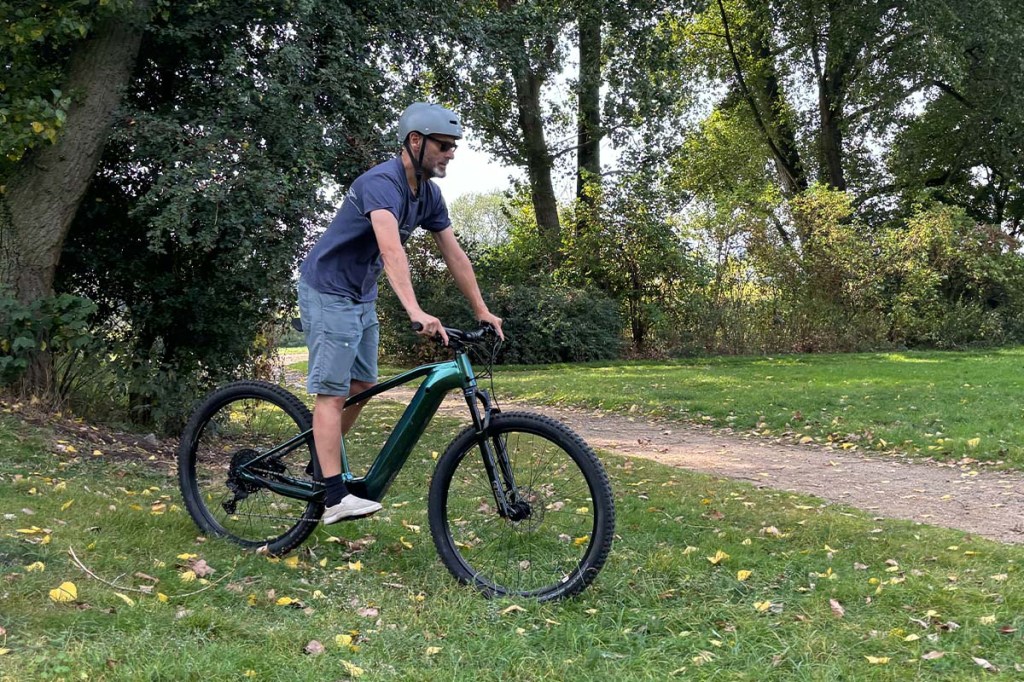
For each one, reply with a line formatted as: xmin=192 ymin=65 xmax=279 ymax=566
xmin=562 ymin=171 xmax=709 ymax=353
xmin=881 ymin=204 xmax=1024 ymax=347
xmin=0 ymin=287 xmax=95 ymax=391
xmin=377 ymin=229 xmax=622 ymax=366
xmin=0 ymin=0 xmax=104 ymax=170
xmin=53 ymin=0 xmax=417 ymax=430
xmin=449 ymin=191 xmax=513 ymax=246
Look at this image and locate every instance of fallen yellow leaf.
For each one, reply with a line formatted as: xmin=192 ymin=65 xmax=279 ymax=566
xmin=335 ymin=634 xmax=353 ymax=647
xmin=157 ymin=593 xmax=169 ymax=602
xmin=425 ymin=646 xmax=442 ymax=656
xmin=49 ymin=581 xmax=77 ymax=603
xmin=348 ymin=561 xmax=363 ymax=571
xmin=707 ymin=550 xmax=730 ymax=565
xmin=737 ymin=570 xmax=752 ymax=582
xmin=340 ymin=660 xmax=364 ymax=677
xmin=573 ymin=535 xmax=589 ymax=546
xmin=179 ymin=570 xmax=196 ymax=583
xmin=61 ymin=499 xmax=74 ymax=512
xmin=114 ymin=592 xmax=135 ymax=607
xmin=25 ymin=561 xmax=45 ymax=572
xmin=283 ymin=556 xmax=299 ymax=569
xmin=865 ymin=656 xmax=890 ymax=665
xmin=753 ymin=600 xmax=771 ymax=613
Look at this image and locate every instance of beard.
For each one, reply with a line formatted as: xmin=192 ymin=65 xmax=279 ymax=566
xmin=425 ymin=161 xmax=447 ymax=179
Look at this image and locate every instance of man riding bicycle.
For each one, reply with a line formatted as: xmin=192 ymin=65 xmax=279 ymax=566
xmin=297 ymin=102 xmax=504 ymax=524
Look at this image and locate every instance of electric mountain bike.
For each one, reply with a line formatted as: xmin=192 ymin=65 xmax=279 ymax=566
xmin=177 ymin=325 xmax=615 ymax=600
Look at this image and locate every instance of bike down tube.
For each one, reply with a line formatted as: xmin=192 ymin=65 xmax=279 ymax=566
xmin=347 ymin=359 xmax=467 ymax=501
xmin=236 ymin=362 xmax=453 ymax=502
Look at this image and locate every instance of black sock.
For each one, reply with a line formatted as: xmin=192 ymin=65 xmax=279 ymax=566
xmin=323 ymin=475 xmax=349 ymax=507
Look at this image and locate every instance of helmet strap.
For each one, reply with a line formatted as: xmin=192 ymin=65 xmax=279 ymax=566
xmin=403 ymin=136 xmax=427 ymax=199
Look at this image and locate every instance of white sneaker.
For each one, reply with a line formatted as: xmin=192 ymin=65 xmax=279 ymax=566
xmin=321 ymin=494 xmax=382 ymax=524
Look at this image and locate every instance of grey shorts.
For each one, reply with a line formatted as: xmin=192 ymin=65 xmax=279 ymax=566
xmin=297 ymin=278 xmax=378 ymax=397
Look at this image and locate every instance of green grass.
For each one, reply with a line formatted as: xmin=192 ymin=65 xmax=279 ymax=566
xmin=1 ymin=401 xmax=1022 ymax=681
xmin=486 ymin=346 xmax=1024 ymax=468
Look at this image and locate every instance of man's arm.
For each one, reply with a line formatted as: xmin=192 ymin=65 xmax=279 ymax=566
xmin=432 ymin=227 xmax=504 ymax=338
xmin=370 ymin=209 xmax=448 ymax=344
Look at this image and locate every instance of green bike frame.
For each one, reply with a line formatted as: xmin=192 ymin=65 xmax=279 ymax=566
xmin=235 ymin=353 xmax=483 ymax=503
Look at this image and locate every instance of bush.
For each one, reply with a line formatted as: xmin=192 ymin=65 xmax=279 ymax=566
xmin=376 ymin=233 xmax=622 ymax=366
xmin=0 ymin=289 xmax=97 ymax=396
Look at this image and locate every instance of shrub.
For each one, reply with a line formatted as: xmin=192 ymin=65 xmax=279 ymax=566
xmin=0 ymin=289 xmax=97 ymax=397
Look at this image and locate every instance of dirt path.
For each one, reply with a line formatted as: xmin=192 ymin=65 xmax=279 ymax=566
xmin=281 ymin=357 xmax=1024 ymax=544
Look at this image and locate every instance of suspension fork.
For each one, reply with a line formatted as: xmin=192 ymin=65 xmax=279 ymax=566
xmin=463 ymin=387 xmax=519 ymax=517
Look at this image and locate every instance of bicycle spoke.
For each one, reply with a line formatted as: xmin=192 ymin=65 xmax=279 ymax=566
xmin=180 ymin=382 xmax=321 ymax=553
xmin=435 ymin=416 xmax=608 ymax=598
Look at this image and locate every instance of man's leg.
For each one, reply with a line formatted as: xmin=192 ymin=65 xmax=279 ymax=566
xmin=341 ymin=379 xmax=376 ymax=437
xmin=298 ymin=280 xmax=381 ymax=521
xmin=313 ymin=394 xmax=346 ymax=479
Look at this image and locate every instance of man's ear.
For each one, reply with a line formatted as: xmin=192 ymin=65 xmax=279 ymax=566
xmin=407 ymin=131 xmax=423 ymax=152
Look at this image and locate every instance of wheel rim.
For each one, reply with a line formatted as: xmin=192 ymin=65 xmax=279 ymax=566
xmin=188 ymin=395 xmax=318 ymax=547
xmin=442 ymin=428 xmax=601 ymax=598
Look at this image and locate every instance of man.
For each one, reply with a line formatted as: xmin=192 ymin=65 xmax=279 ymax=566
xmin=297 ymin=102 xmax=504 ymax=524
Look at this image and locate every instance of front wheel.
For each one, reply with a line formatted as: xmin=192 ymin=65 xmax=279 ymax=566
xmin=428 ymin=412 xmax=615 ymax=601
xmin=177 ymin=380 xmax=322 ymax=555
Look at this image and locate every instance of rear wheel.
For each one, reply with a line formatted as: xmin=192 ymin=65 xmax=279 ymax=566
xmin=177 ymin=381 xmax=322 ymax=555
xmin=428 ymin=412 xmax=615 ymax=601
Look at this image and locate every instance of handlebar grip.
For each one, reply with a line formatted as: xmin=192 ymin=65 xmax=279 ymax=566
xmin=410 ymin=322 xmax=424 ymax=332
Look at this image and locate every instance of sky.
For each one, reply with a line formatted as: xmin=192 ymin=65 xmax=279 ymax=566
xmin=438 ymin=135 xmax=520 ymax=203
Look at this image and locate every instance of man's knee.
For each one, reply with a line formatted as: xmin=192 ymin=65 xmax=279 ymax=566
xmin=315 ymin=394 xmax=346 ymax=413
xmin=349 ymin=379 xmax=376 ymax=395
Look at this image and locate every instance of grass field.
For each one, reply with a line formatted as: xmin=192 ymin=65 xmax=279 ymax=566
xmin=287 ymin=345 xmax=1024 ymax=466
xmin=445 ymin=346 xmax=1024 ymax=469
xmin=1 ymin=392 xmax=1022 ymax=680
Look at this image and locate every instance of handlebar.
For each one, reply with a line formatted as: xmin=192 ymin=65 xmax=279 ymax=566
xmin=410 ymin=322 xmax=497 ymax=348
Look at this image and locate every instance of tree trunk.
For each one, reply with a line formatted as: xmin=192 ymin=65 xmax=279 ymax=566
xmin=511 ymin=61 xmax=561 ymax=241
xmin=751 ymin=28 xmax=807 ymax=196
xmin=496 ymin=0 xmax=560 ymax=241
xmin=576 ymin=0 xmax=602 ymax=202
xmin=818 ymin=79 xmax=847 ymax=191
xmin=0 ymin=2 xmax=149 ymax=393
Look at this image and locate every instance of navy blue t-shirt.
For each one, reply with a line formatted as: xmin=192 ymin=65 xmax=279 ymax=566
xmin=299 ymin=158 xmax=450 ymax=302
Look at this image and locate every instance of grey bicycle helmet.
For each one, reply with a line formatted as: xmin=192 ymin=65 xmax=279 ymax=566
xmin=397 ymin=102 xmax=463 ymax=143
xmin=397 ymin=102 xmax=463 ymax=191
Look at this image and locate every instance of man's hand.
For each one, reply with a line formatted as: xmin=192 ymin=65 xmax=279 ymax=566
xmin=477 ymin=311 xmax=504 ymax=340
xmin=411 ymin=310 xmax=449 ymax=346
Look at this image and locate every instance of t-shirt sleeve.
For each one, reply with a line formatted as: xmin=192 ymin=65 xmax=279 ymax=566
xmin=360 ymin=175 xmax=403 ymax=221
xmin=422 ymin=186 xmax=451 ymax=232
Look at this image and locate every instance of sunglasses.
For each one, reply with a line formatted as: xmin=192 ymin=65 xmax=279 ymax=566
xmin=426 ymin=135 xmax=458 ymax=153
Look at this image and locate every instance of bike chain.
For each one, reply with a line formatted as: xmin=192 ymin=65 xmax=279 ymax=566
xmin=226 ymin=511 xmax=319 ymax=524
